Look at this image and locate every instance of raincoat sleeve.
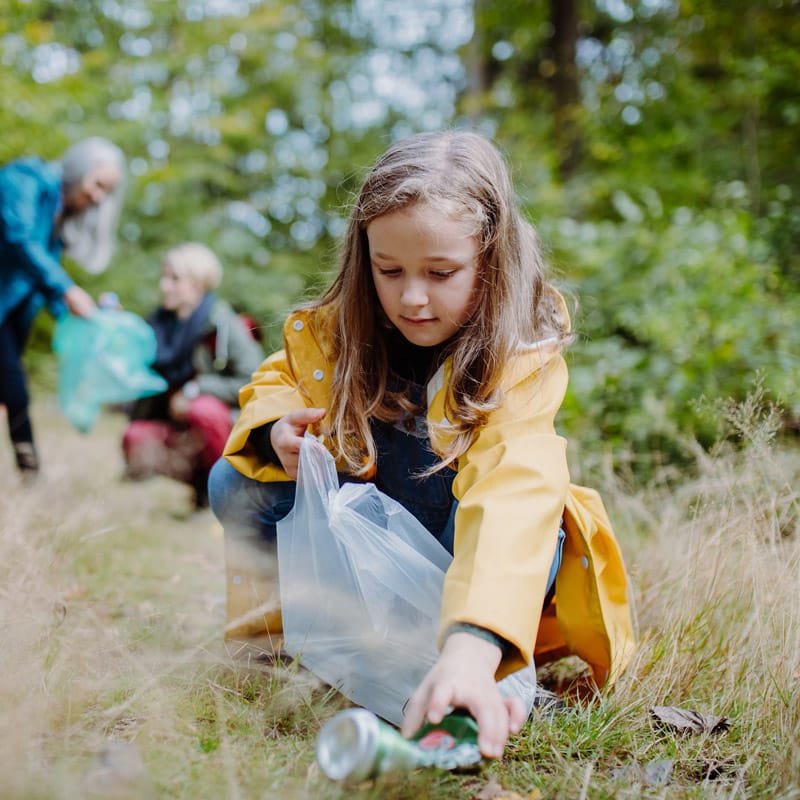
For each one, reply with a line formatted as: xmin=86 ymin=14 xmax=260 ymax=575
xmin=0 ymin=165 xmax=73 ymax=308
xmin=222 ymin=307 xmax=337 ymax=482
xmin=222 ymin=346 xmax=309 ymax=482
xmin=439 ymin=354 xmax=571 ymax=677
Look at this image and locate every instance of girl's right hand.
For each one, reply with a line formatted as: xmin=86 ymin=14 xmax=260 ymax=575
xmin=270 ymin=408 xmax=326 ymax=478
xmin=401 ymin=632 xmax=526 ymax=759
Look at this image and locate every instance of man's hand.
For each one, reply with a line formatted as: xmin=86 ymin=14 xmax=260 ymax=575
xmin=270 ymin=408 xmax=326 ymax=478
xmin=401 ymin=632 xmax=527 ymax=759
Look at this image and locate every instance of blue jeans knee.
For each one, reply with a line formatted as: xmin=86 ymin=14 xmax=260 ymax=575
xmin=208 ymin=457 xmax=296 ymax=542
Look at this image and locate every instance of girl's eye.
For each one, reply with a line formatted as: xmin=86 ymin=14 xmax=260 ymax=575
xmin=430 ymin=270 xmax=456 ymax=279
xmin=376 ymin=267 xmax=401 ymax=276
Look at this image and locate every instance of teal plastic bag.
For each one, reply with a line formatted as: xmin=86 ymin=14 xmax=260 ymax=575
xmin=53 ymin=310 xmax=168 ymax=432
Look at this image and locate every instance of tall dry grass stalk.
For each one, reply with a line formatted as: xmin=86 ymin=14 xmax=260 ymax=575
xmin=603 ymin=387 xmax=800 ymax=794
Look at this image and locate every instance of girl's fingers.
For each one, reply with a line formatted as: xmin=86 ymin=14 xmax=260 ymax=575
xmin=272 ymin=409 xmax=327 ymax=475
xmin=470 ymin=696 xmax=506 ymax=758
xmin=505 ymin=695 xmax=527 ymax=734
xmin=425 ymin=681 xmax=454 ymax=725
xmin=400 ymin=690 xmax=428 ymax=738
xmin=284 ymin=407 xmax=326 ymax=433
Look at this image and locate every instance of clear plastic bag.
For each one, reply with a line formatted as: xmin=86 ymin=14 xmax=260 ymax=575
xmin=277 ymin=434 xmax=538 ymax=726
xmin=53 ymin=310 xmax=168 ymax=433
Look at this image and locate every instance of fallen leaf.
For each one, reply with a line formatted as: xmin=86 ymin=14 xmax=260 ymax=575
xmin=473 ymin=778 xmax=540 ymax=800
xmin=475 ymin=779 xmax=505 ymax=799
xmin=649 ymin=705 xmax=730 ymax=735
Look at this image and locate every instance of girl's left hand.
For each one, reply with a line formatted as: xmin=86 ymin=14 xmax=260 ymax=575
xmin=400 ymin=631 xmax=527 ymax=759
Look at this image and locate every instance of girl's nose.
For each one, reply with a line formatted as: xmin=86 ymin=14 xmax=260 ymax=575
xmin=401 ymin=280 xmax=428 ymax=308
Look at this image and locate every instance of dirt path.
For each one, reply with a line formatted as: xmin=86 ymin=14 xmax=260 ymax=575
xmin=2 ymin=396 xmax=228 ymax=657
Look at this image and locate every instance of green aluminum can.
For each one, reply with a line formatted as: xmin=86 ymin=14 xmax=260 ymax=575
xmin=316 ymin=708 xmax=423 ymax=782
xmin=316 ymin=708 xmax=483 ymax=783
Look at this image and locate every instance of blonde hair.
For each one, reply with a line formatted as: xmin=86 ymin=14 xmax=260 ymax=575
xmin=162 ymin=242 xmax=223 ymax=291
xmin=315 ymin=130 xmax=569 ymax=474
xmin=59 ymin=137 xmax=126 ymax=274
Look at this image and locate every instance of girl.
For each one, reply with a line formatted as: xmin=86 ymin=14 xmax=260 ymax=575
xmin=208 ymin=131 xmax=635 ymax=758
xmin=0 ymin=137 xmax=126 ymax=477
xmin=122 ymin=243 xmax=264 ymax=509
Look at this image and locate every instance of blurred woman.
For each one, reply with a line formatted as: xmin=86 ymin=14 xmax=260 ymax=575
xmin=0 ymin=137 xmax=126 ymax=478
xmin=122 ymin=243 xmax=264 ymax=509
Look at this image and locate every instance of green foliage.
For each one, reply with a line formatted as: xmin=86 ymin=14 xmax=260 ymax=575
xmin=548 ymin=200 xmax=798 ymax=459
xmin=2 ymin=0 xmax=798 ymax=475
xmin=478 ymin=0 xmax=800 ymax=469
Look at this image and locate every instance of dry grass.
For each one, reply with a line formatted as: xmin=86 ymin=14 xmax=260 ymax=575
xmin=0 ymin=394 xmax=798 ymax=799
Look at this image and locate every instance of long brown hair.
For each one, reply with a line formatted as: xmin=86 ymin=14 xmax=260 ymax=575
xmin=313 ymin=130 xmax=569 ymax=474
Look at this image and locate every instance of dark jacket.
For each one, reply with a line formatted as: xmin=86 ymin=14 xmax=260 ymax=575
xmin=0 ymin=157 xmax=72 ymax=336
xmin=129 ymin=297 xmax=264 ymax=420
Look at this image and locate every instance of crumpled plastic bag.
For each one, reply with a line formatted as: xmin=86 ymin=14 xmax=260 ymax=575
xmin=277 ymin=434 xmax=539 ymax=726
xmin=53 ymin=310 xmax=168 ymax=433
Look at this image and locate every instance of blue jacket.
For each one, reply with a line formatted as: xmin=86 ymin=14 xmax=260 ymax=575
xmin=0 ymin=157 xmax=73 ymax=335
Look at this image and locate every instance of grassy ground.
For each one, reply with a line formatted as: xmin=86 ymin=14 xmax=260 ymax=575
xmin=1 ymin=396 xmax=798 ymax=799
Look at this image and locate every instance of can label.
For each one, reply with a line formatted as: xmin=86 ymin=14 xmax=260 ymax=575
xmin=412 ymin=712 xmax=482 ymax=771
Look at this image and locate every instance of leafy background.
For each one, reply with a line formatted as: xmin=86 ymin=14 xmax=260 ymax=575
xmin=1 ymin=0 xmax=798 ymax=472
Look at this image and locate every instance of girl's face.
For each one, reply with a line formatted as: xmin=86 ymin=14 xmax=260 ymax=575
xmin=63 ymin=163 xmax=122 ymax=213
xmin=160 ymin=262 xmax=205 ymax=319
xmin=367 ymin=203 xmax=480 ymax=347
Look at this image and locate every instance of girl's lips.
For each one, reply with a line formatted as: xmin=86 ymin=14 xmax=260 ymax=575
xmin=401 ymin=316 xmax=435 ymax=324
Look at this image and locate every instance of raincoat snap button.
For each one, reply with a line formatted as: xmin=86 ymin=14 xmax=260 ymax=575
xmin=581 ymin=556 xmax=589 ymax=569
xmin=313 ymin=369 xmax=324 ymax=381
xmin=292 ymin=319 xmax=304 ymax=331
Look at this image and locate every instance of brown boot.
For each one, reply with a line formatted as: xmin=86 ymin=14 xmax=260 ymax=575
xmin=225 ymin=562 xmax=283 ymax=640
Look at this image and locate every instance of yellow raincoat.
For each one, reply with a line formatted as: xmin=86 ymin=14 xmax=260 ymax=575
xmin=224 ymin=303 xmax=635 ymax=687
